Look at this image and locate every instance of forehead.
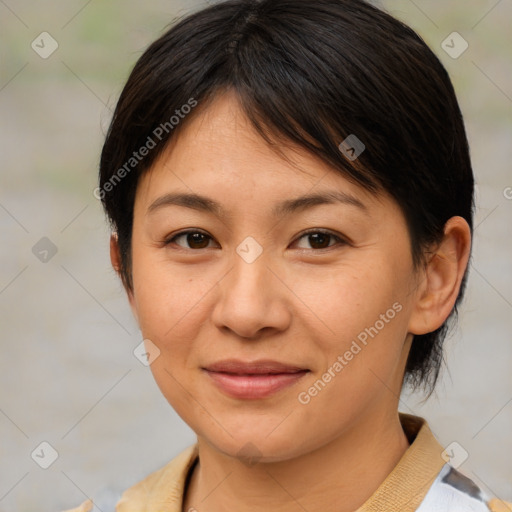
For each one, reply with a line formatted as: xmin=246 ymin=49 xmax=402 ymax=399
xmin=135 ymin=91 xmax=389 ymax=213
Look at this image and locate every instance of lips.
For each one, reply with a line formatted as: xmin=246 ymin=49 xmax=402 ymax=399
xmin=204 ymin=359 xmax=308 ymax=375
xmin=202 ymin=359 xmax=309 ymax=399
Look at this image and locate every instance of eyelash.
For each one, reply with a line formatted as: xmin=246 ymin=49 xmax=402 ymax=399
xmin=163 ymin=228 xmax=348 ymax=251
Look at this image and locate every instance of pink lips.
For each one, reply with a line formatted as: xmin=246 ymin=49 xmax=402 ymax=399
xmin=203 ymin=359 xmax=309 ymax=400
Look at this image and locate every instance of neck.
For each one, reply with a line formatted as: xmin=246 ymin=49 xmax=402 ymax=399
xmin=183 ymin=407 xmax=410 ymax=512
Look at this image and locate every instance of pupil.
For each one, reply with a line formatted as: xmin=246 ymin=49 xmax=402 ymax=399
xmin=310 ymin=233 xmax=329 ymax=249
xmin=188 ymin=233 xmax=209 ymax=248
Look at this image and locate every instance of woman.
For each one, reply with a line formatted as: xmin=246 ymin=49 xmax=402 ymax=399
xmin=68 ymin=0 xmax=510 ymax=510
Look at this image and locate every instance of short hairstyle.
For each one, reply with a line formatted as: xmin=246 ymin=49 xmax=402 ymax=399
xmin=99 ymin=0 xmax=474 ymax=395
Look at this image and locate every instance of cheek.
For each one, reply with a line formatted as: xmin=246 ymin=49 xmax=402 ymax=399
xmin=131 ymin=264 xmax=211 ymax=411
xmin=290 ymin=256 xmax=409 ymax=339
xmin=130 ymin=238 xmax=212 ymax=327
xmin=289 ymin=256 xmax=413 ymax=397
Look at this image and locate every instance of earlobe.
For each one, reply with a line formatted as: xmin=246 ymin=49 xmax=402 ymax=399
xmin=408 ymin=216 xmax=472 ymax=335
xmin=110 ymin=233 xmax=122 ymax=275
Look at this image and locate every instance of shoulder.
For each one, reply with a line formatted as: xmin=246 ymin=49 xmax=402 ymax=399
xmin=115 ymin=443 xmax=198 ymax=511
xmin=60 ymin=444 xmax=199 ymax=512
xmin=417 ymin=463 xmax=512 ymax=512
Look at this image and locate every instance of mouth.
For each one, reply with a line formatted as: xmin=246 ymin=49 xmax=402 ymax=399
xmin=202 ymin=359 xmax=310 ymax=399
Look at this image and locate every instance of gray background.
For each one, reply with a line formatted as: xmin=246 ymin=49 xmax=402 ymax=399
xmin=0 ymin=1 xmax=511 ymax=510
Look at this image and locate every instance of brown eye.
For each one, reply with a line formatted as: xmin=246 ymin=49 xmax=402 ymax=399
xmin=294 ymin=230 xmax=346 ymax=250
xmin=307 ymin=232 xmax=331 ymax=249
xmin=166 ymin=230 xmax=215 ymax=249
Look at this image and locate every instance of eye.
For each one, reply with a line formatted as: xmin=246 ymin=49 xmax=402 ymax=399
xmin=164 ymin=229 xmax=347 ymax=251
xmin=293 ymin=229 xmax=347 ymax=250
xmin=164 ymin=230 xmax=217 ymax=250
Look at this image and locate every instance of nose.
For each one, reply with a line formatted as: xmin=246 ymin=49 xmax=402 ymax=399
xmin=211 ymin=246 xmax=292 ymax=340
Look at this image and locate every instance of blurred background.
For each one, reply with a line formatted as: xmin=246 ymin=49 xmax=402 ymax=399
xmin=0 ymin=0 xmax=511 ymax=510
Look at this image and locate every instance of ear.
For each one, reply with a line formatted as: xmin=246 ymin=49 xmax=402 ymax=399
xmin=408 ymin=216 xmax=472 ymax=335
xmin=109 ymin=232 xmax=122 ymax=275
xmin=110 ymin=233 xmax=139 ymax=324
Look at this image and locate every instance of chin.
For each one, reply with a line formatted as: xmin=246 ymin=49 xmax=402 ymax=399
xmin=195 ymin=424 xmax=310 ymax=465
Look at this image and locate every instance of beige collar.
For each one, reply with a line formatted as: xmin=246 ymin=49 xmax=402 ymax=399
xmin=355 ymin=413 xmax=445 ymax=511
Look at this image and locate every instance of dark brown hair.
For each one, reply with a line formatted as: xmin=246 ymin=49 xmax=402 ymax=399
xmin=98 ymin=0 xmax=474 ymax=395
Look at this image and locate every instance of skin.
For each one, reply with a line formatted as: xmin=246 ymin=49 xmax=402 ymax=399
xmin=111 ymin=91 xmax=471 ymax=512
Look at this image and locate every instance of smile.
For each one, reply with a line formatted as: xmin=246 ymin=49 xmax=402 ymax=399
xmin=202 ymin=359 xmax=310 ymax=399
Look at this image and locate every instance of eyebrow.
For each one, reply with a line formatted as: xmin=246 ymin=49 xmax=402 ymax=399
xmin=147 ymin=190 xmax=367 ymax=218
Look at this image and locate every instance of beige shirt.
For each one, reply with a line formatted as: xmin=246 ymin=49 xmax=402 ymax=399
xmin=64 ymin=413 xmax=510 ymax=512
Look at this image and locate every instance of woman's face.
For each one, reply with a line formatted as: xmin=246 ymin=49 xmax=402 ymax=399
xmin=126 ymin=92 xmax=422 ymax=462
